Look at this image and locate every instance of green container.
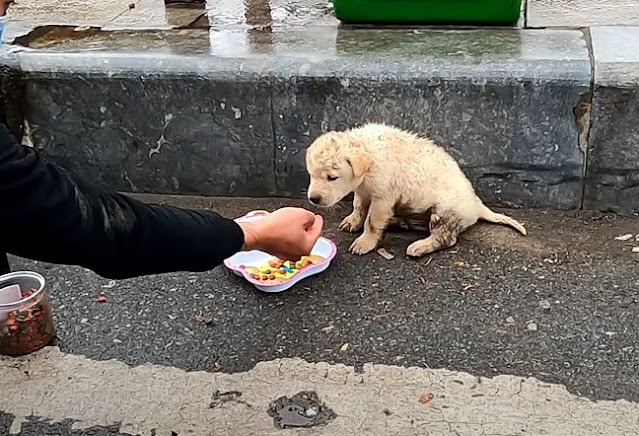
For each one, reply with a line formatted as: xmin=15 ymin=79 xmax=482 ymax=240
xmin=333 ymin=0 xmax=522 ymax=25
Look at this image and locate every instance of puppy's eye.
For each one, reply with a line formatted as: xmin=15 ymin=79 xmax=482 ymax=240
xmin=327 ymin=175 xmax=338 ymax=182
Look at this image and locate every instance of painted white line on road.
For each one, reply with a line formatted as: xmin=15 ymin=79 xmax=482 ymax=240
xmin=1 ymin=347 xmax=638 ymax=436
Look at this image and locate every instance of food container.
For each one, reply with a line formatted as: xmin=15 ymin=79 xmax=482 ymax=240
xmin=0 ymin=271 xmax=55 ymax=356
xmin=224 ymin=210 xmax=337 ymax=293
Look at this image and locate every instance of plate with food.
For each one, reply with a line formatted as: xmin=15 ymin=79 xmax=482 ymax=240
xmin=224 ymin=210 xmax=337 ymax=293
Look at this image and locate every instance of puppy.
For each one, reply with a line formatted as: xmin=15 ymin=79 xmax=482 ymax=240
xmin=305 ymin=123 xmax=526 ymax=257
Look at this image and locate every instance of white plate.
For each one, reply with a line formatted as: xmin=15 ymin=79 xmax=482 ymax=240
xmin=224 ymin=210 xmax=337 ymax=293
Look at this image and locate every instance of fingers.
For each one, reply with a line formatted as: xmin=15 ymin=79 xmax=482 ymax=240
xmin=300 ymin=214 xmax=323 ymax=254
xmin=281 ymin=214 xmax=323 ymax=260
xmin=243 ymin=208 xmax=323 ymax=261
xmin=307 ymin=214 xmax=323 ymax=239
xmin=301 ymin=209 xmax=318 ymax=230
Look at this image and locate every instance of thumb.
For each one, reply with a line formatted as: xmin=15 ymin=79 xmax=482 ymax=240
xmin=306 ymin=214 xmax=324 ymax=240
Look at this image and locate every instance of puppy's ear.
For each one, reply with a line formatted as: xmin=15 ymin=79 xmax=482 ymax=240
xmin=346 ymin=154 xmax=371 ymax=179
xmin=344 ymin=136 xmax=371 ymax=179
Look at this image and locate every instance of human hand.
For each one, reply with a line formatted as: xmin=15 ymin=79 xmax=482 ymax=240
xmin=238 ymin=207 xmax=324 ymax=261
xmin=1 ymin=0 xmax=14 ymax=16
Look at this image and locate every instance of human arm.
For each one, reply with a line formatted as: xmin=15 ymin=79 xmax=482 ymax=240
xmin=0 ymin=124 xmax=247 ymax=279
xmin=0 ymin=124 xmax=323 ymax=279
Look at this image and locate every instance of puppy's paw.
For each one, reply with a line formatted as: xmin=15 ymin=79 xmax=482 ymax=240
xmin=349 ymin=234 xmax=378 ymax=255
xmin=406 ymin=240 xmax=430 ymax=258
xmin=339 ymin=214 xmax=363 ymax=233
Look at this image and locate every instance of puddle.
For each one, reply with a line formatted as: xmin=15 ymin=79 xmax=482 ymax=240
xmin=267 ymin=391 xmax=336 ymax=429
xmin=13 ymin=26 xmax=212 ymax=54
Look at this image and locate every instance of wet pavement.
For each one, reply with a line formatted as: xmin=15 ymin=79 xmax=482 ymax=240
xmin=6 ymin=0 xmax=337 ymax=32
xmin=6 ymin=194 xmax=639 ymax=404
xmin=527 ymin=0 xmax=639 ymax=28
xmin=591 ymin=26 xmax=639 ymax=87
xmin=206 ymin=0 xmax=337 ymax=29
xmin=3 ymin=0 xmax=638 ymax=89
xmin=2 ymin=0 xmax=637 ymax=83
xmin=4 ymin=0 xmax=639 ymax=38
xmin=12 ymin=25 xmax=587 ymax=73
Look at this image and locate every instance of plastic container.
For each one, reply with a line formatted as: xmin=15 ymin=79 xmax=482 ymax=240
xmin=0 ymin=271 xmax=55 ymax=356
xmin=332 ymin=0 xmax=522 ymax=25
xmin=224 ymin=210 xmax=337 ymax=293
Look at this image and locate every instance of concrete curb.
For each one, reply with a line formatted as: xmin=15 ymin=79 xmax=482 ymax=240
xmin=1 ymin=26 xmax=597 ymax=209
xmin=584 ymin=27 xmax=639 ymax=212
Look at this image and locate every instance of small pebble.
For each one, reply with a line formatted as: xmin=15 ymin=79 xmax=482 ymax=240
xmin=632 ymin=247 xmax=639 ymax=253
xmin=615 ymin=234 xmax=634 ymax=241
xmin=305 ymin=408 xmax=317 ymax=417
xmin=527 ymin=322 xmax=538 ymax=331
xmin=539 ymin=300 xmax=551 ymax=309
xmin=506 ymin=316 xmax=515 ymax=324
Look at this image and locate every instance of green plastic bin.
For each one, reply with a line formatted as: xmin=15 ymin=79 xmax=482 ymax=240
xmin=332 ymin=0 xmax=522 ymax=25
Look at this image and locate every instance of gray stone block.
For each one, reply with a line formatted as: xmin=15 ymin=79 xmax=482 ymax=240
xmin=2 ymin=26 xmax=590 ymax=208
xmin=0 ymin=65 xmax=26 ymax=139
xmin=24 ymin=77 xmax=275 ymax=196
xmin=273 ymin=77 xmax=587 ymax=209
xmin=584 ymin=27 xmax=639 ymax=212
xmin=585 ymin=87 xmax=639 ymax=212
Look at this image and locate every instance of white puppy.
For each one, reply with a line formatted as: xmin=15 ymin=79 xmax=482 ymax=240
xmin=305 ymin=123 xmax=526 ymax=256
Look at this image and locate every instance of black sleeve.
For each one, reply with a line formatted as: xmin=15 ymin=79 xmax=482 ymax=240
xmin=0 ymin=123 xmax=245 ymax=279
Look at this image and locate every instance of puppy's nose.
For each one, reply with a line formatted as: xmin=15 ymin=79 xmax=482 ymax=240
xmin=309 ymin=195 xmax=322 ymax=205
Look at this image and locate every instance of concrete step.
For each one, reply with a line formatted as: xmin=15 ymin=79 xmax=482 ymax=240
xmin=1 ymin=1 xmax=639 ymax=212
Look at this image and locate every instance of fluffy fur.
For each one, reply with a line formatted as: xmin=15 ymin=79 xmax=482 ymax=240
xmin=305 ymin=123 xmax=526 ymax=256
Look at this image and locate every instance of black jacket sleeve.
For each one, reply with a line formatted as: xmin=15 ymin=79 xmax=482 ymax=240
xmin=0 ymin=123 xmax=245 ymax=279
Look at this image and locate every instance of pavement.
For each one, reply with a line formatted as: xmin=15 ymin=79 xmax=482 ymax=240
xmin=2 ymin=195 xmax=639 ymax=435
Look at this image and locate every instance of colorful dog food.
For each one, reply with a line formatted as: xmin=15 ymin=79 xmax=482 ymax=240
xmin=240 ymin=255 xmax=324 ymax=284
xmin=0 ymin=288 xmax=55 ymax=356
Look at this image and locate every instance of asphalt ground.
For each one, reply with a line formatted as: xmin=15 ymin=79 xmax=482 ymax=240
xmin=7 ymin=195 xmax=639 ymax=405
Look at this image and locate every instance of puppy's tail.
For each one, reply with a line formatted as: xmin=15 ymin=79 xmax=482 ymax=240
xmin=478 ymin=202 xmax=527 ymax=236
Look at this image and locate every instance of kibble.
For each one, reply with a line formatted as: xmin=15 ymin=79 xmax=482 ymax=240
xmin=240 ymin=255 xmax=322 ymax=284
xmin=0 ymin=288 xmax=55 ymax=356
